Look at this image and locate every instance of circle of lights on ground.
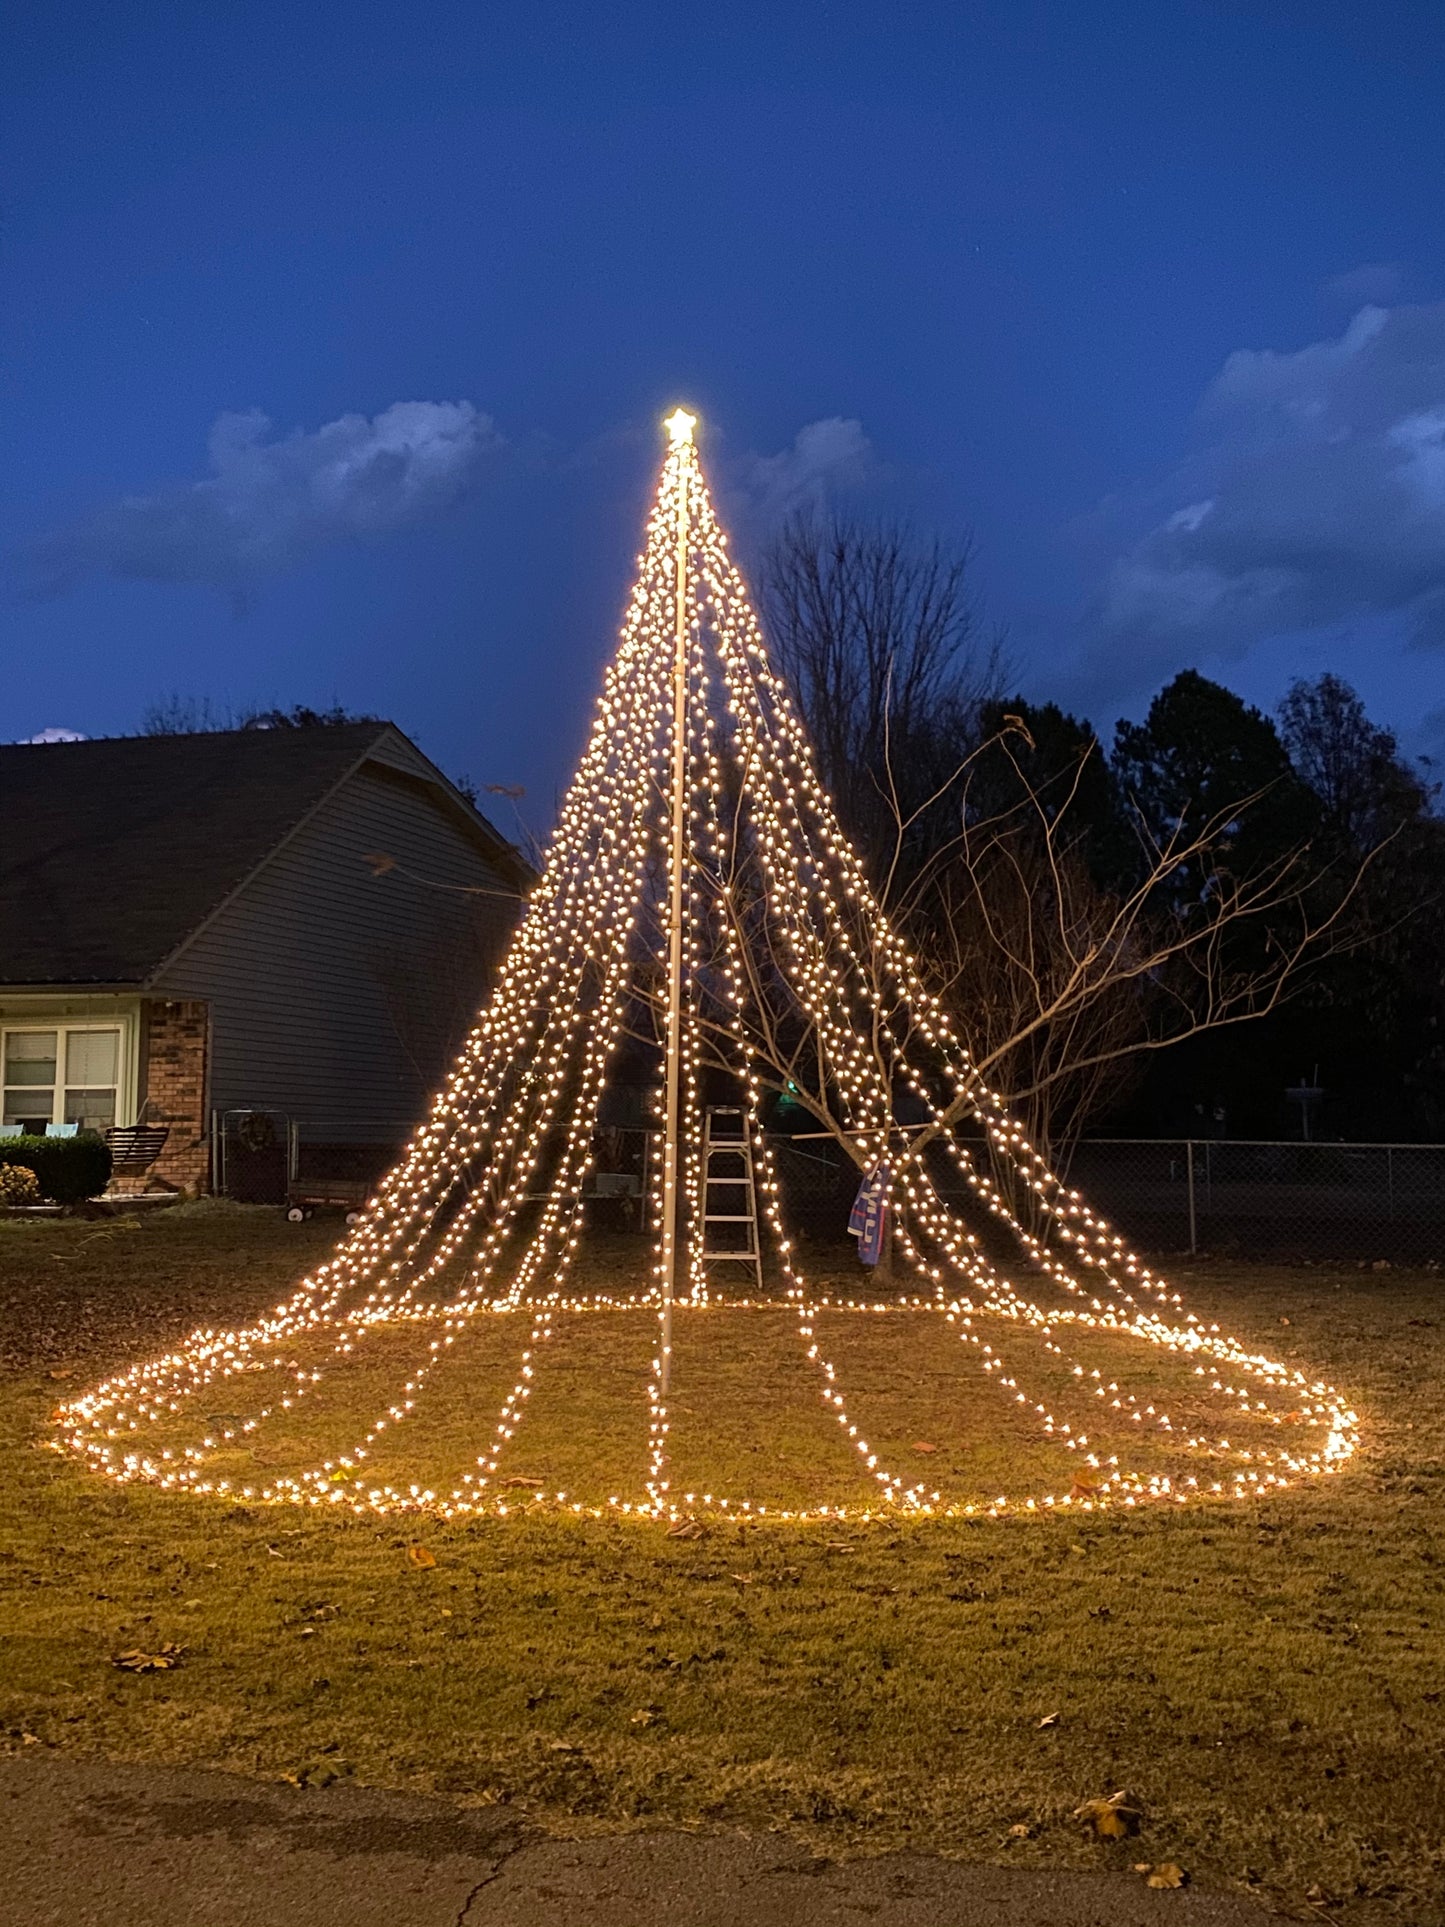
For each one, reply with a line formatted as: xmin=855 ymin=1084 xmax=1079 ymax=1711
xmin=52 ymin=414 xmax=1360 ymax=1525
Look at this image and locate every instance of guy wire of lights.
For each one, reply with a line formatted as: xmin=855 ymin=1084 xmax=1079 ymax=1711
xmin=52 ymin=411 xmax=1360 ymax=1524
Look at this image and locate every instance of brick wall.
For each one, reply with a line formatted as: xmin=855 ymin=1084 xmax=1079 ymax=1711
xmin=137 ymin=999 xmax=210 ymax=1193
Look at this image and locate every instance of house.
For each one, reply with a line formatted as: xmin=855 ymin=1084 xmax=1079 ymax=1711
xmin=0 ymin=724 xmax=530 ymax=1194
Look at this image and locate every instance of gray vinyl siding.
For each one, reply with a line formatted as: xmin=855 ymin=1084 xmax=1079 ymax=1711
xmin=152 ymin=760 xmax=518 ymax=1134
xmin=363 ymin=728 xmax=448 ymax=785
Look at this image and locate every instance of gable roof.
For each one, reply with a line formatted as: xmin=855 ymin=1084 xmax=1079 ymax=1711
xmin=0 ymin=724 xmax=526 ymax=987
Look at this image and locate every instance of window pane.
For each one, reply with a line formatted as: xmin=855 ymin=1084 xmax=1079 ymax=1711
xmin=3 ymin=1032 xmax=57 ymax=1086
xmin=3 ymin=1091 xmax=55 ymax=1131
xmin=64 ymin=1088 xmax=116 ymax=1132
xmin=66 ymin=1029 xmax=119 ymax=1087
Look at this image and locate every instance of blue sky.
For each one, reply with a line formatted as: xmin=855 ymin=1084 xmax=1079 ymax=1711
xmin=6 ymin=1 xmax=1445 ymax=814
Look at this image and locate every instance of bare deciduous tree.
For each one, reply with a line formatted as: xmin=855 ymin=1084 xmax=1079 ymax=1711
xmin=895 ymin=722 xmax=1375 ymax=1202
xmin=760 ymin=513 xmax=1005 ymax=857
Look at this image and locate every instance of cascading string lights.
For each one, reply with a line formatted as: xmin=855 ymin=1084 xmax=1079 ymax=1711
xmin=52 ymin=412 xmax=1360 ymax=1522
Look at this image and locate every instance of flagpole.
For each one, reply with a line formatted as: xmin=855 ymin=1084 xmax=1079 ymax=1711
xmin=658 ymin=409 xmax=696 ymax=1397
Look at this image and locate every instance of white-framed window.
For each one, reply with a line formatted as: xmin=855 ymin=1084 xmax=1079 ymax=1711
xmin=2 ymin=1025 xmax=123 ymax=1134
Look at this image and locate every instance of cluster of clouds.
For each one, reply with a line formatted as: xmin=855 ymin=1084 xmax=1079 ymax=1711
xmin=29 ymin=400 xmax=503 ymax=594
xmin=22 ymin=284 xmax=1445 ymax=688
xmin=24 ymin=403 xmax=873 ymax=600
xmin=1097 ymin=296 xmax=1445 ymax=672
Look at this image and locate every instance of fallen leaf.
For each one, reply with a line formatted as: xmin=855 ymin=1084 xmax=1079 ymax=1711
xmin=825 ymin=1541 xmax=855 ymax=1553
xmin=666 ymin=1516 xmax=705 ymax=1539
xmin=407 ymin=1545 xmax=437 ymax=1569
xmin=1070 ymin=1479 xmax=1101 ymax=1501
xmin=1073 ymin=1789 xmax=1144 ymax=1839
xmin=646 ymin=1613 xmax=666 ymax=1631
xmin=1305 ymin=1884 xmax=1336 ymax=1905
xmin=112 ymin=1643 xmax=186 ymax=1674
xmin=547 ymin=1739 xmax=579 ymax=1753
xmin=47 ymin=1369 xmax=72 ymax=1381
xmin=1279 ymin=1315 xmax=1291 ymax=1326
xmin=629 ymin=1708 xmax=658 ymax=1726
xmin=912 ymin=1440 xmax=937 ymax=1453
xmin=1007 ymin=1823 xmax=1031 ymax=1839
xmin=1036 ymin=1712 xmax=1060 ymax=1729
xmin=1145 ymin=1864 xmax=1187 ymax=1889
xmin=499 ymin=1475 xmax=543 ymax=1490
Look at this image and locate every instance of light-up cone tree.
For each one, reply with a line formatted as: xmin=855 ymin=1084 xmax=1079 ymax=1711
xmin=54 ymin=412 xmax=1360 ymax=1522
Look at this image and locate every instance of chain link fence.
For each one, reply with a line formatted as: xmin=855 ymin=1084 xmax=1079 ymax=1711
xmin=771 ymin=1132 xmax=1445 ymax=1265
xmin=212 ymin=1116 xmax=1445 ymax=1264
xmin=1061 ymin=1139 xmax=1445 ymax=1265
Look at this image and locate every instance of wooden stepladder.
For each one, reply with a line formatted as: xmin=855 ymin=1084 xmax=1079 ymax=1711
xmin=700 ymin=1106 xmax=764 ymax=1289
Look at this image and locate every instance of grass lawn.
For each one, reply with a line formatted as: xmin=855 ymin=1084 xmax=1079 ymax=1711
xmin=1 ymin=1203 xmax=1442 ymax=1923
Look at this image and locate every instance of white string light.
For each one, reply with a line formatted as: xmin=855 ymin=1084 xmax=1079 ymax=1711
xmin=50 ymin=413 xmax=1360 ymax=1523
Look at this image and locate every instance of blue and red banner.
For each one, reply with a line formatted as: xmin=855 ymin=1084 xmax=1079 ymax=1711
xmin=848 ymin=1160 xmax=891 ymax=1266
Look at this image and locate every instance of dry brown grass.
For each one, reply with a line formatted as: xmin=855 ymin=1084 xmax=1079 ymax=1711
xmin=1 ymin=1204 xmax=1442 ymax=1924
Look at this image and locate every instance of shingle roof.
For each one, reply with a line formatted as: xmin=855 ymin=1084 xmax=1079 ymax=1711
xmin=0 ymin=725 xmax=515 ymax=986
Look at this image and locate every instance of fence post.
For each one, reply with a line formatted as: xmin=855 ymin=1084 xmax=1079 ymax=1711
xmin=1186 ymin=1140 xmax=1198 ymax=1255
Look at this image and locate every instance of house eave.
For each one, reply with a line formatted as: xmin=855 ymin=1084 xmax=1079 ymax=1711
xmin=0 ymin=981 xmax=150 ymax=998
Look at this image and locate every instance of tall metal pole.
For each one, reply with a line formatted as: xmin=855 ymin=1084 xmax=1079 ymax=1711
xmin=658 ymin=411 xmax=695 ymax=1396
xmin=1186 ymin=1139 xmax=1198 ymax=1257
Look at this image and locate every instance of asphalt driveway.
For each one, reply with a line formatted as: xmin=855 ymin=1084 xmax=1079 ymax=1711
xmin=0 ymin=1753 xmax=1279 ymax=1927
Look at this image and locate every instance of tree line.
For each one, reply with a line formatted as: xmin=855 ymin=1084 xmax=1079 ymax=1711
xmin=762 ymin=516 xmax=1445 ymax=1158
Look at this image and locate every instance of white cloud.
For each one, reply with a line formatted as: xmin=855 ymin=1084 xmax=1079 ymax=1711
xmin=1094 ymin=300 xmax=1445 ymax=670
xmin=20 ymin=727 xmax=87 ymax=743
xmin=739 ymin=417 xmax=875 ymax=522
xmin=30 ymin=400 xmax=503 ymax=592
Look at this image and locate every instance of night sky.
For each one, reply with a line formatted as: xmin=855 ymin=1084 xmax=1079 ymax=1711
xmin=7 ymin=2 xmax=1445 ymax=822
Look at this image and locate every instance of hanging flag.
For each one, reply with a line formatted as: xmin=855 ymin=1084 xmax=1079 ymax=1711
xmin=849 ymin=1161 xmax=891 ymax=1266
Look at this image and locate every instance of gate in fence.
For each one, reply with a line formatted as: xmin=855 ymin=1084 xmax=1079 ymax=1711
xmin=212 ymin=1112 xmax=411 ymax=1208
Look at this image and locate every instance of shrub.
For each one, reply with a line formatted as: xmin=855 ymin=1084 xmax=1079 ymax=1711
xmin=0 ymin=1133 xmax=112 ymax=1205
xmin=0 ymin=1163 xmax=42 ymax=1206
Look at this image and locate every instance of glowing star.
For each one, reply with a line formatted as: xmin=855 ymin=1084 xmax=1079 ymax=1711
xmin=50 ymin=407 xmax=1362 ymax=1527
